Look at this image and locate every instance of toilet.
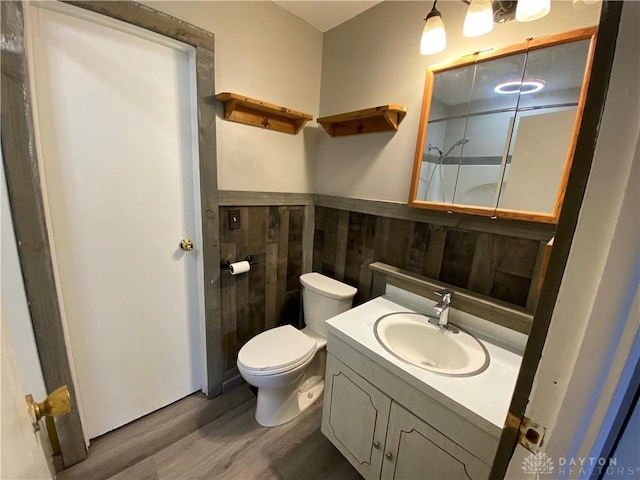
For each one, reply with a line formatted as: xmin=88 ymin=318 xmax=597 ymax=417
xmin=237 ymin=272 xmax=357 ymax=427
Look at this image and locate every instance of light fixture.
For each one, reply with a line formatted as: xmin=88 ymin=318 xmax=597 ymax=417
xmin=494 ymin=79 xmax=545 ymax=95
xmin=420 ymin=0 xmax=586 ymax=55
xmin=492 ymin=0 xmax=518 ymax=23
xmin=572 ymin=0 xmax=599 ymax=9
xmin=515 ymin=0 xmax=551 ymax=22
xmin=463 ymin=0 xmax=494 ymax=37
xmin=420 ymin=1 xmax=446 ymax=55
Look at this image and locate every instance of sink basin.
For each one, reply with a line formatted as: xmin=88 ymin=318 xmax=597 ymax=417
xmin=374 ymin=312 xmax=489 ymax=376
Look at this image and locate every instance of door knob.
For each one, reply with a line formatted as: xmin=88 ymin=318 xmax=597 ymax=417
xmin=26 ymin=386 xmax=72 ymax=432
xmin=385 ymin=452 xmax=394 ymax=461
xmin=180 ymin=238 xmax=194 ymax=251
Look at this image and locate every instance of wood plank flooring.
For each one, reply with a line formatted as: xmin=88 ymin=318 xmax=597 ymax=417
xmin=58 ymin=386 xmax=360 ymax=480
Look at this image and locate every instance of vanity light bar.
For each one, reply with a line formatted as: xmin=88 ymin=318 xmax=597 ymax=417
xmin=494 ymin=79 xmax=545 ymax=95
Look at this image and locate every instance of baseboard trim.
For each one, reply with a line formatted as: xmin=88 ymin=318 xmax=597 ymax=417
xmin=222 ymin=373 xmax=245 ymax=394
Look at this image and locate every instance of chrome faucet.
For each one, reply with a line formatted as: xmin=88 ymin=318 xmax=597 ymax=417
xmin=428 ymin=289 xmax=459 ymax=333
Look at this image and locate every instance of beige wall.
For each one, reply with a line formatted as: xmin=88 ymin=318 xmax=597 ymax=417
xmin=146 ymin=1 xmax=324 ymax=193
xmin=316 ymin=0 xmax=601 ymax=202
xmin=146 ymin=1 xmax=600 ymax=199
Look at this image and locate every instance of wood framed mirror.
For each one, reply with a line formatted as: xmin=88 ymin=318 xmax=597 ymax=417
xmin=408 ymin=27 xmax=597 ymax=224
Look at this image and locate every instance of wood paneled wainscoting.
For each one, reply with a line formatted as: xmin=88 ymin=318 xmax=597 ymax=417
xmin=219 ymin=205 xmax=307 ymax=385
xmin=217 ymin=192 xmax=552 ymax=388
xmin=313 ymin=206 xmax=547 ymax=311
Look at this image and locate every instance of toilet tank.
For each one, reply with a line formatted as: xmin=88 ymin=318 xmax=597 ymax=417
xmin=300 ymin=273 xmax=357 ymax=339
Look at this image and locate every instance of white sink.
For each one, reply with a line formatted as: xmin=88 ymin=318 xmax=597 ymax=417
xmin=374 ymin=312 xmax=489 ymax=376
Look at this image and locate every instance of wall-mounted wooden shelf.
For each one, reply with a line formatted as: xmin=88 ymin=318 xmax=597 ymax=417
xmin=317 ymin=105 xmax=407 ymax=137
xmin=214 ymin=92 xmax=313 ymax=135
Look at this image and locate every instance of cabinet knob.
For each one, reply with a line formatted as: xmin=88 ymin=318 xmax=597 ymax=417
xmin=373 ymin=441 xmax=380 ymax=449
xmin=385 ymin=452 xmax=393 ymax=461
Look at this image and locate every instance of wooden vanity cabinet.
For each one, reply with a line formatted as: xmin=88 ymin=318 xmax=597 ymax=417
xmin=321 ymin=355 xmax=390 ymax=479
xmin=382 ymin=403 xmax=491 ymax=480
xmin=322 ymin=354 xmax=491 ymax=480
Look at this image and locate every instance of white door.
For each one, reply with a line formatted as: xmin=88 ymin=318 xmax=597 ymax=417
xmin=1 ymin=320 xmax=54 ymax=480
xmin=2 ymin=156 xmax=53 ymax=480
xmin=26 ymin=4 xmax=204 ymax=439
xmin=504 ymin=4 xmax=638 ymax=478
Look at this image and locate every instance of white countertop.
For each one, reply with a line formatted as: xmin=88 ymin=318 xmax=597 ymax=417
xmin=326 ymin=294 xmax=523 ymax=433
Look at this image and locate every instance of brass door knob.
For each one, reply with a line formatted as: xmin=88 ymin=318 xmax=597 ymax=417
xmin=180 ymin=238 xmax=194 ymax=251
xmin=26 ymin=386 xmax=71 ymax=431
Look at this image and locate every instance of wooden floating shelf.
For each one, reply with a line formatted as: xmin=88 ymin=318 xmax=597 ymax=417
xmin=317 ymin=104 xmax=407 ymax=137
xmin=214 ymin=92 xmax=313 ymax=135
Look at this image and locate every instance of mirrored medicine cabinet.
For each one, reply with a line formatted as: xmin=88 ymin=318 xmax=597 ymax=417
xmin=408 ymin=27 xmax=597 ymax=224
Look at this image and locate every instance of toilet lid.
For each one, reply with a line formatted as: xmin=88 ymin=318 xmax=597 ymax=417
xmin=237 ymin=325 xmax=317 ymax=374
xmin=300 ymin=272 xmax=357 ymax=300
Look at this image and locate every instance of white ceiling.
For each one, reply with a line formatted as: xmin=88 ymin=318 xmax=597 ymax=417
xmin=273 ymin=1 xmax=382 ymax=32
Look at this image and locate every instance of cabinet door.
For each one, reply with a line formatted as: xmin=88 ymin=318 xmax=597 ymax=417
xmin=322 ymin=354 xmax=391 ymax=480
xmin=381 ymin=403 xmax=491 ymax=480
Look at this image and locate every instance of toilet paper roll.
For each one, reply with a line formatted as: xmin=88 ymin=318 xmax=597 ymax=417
xmin=229 ymin=260 xmax=250 ymax=275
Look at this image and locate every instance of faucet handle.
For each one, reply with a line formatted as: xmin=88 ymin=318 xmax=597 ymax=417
xmin=434 ymin=289 xmax=453 ymax=303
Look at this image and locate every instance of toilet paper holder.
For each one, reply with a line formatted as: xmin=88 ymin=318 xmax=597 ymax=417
xmin=221 ymin=255 xmax=258 ymax=271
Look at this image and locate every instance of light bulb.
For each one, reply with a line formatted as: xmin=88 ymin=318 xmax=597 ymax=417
xmin=420 ymin=14 xmax=446 ymax=55
xmin=463 ymin=0 xmax=494 ymax=38
xmin=515 ymin=0 xmax=551 ymax=22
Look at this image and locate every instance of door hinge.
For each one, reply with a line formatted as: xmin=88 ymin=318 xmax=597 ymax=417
xmin=506 ymin=412 xmax=547 ymax=453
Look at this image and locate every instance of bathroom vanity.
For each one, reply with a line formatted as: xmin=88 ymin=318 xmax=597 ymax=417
xmin=320 ymin=285 xmax=525 ymax=480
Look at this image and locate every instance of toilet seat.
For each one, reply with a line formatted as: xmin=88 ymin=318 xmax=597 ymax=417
xmin=238 ymin=325 xmax=317 ymax=376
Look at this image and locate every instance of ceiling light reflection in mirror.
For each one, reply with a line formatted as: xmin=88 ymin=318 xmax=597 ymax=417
xmin=494 ymin=79 xmax=545 ymax=95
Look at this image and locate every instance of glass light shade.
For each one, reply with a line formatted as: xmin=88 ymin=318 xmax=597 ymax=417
xmin=420 ymin=15 xmax=446 ymax=55
xmin=515 ymin=0 xmax=551 ymax=22
xmin=463 ymin=0 xmax=494 ymax=37
xmin=572 ymin=0 xmax=599 ymax=8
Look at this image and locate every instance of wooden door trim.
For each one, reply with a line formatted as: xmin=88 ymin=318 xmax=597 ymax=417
xmin=489 ymin=3 xmax=624 ymax=478
xmin=1 ymin=1 xmax=87 ymax=466
xmin=1 ymin=0 xmax=221 ymax=467
xmin=64 ymin=1 xmax=215 ymax=50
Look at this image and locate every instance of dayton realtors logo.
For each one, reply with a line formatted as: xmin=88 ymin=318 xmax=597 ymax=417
xmin=522 ymin=452 xmax=554 ymax=479
xmin=522 ymin=451 xmax=640 ymax=478
xmin=557 ymin=456 xmax=640 ymax=477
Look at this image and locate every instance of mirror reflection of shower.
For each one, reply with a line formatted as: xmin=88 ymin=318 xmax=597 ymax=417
xmin=421 ymin=138 xmax=470 ymax=203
